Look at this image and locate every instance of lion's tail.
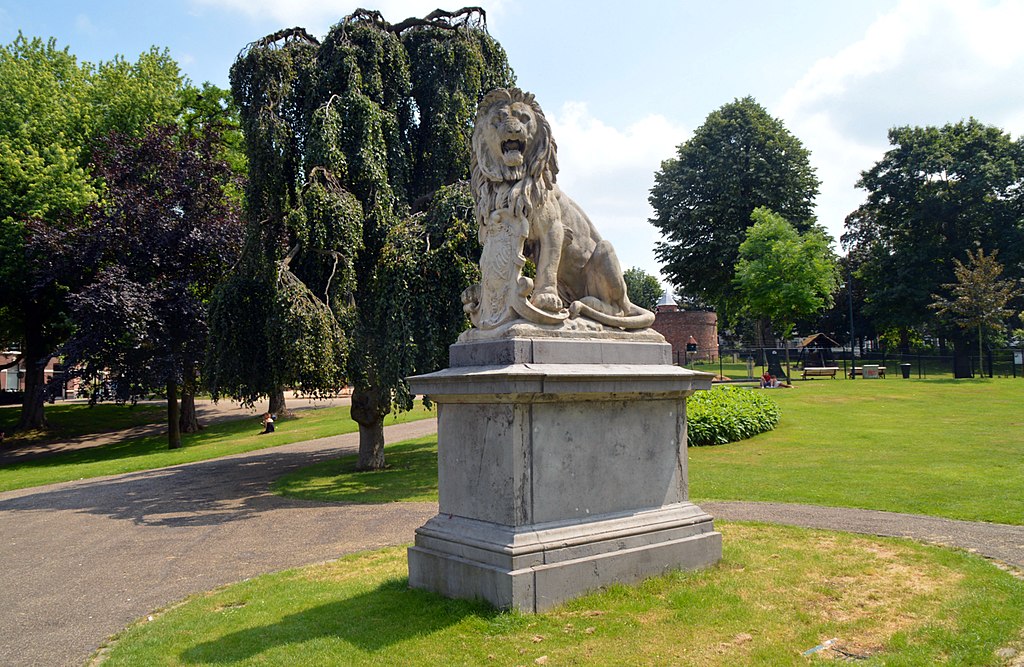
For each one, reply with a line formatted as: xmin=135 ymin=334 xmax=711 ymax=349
xmin=569 ymin=301 xmax=655 ymax=330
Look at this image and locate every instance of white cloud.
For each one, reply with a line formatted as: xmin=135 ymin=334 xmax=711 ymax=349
xmin=776 ymin=0 xmax=1024 ymax=249
xmin=546 ymin=101 xmax=689 ymax=281
xmin=188 ymin=0 xmax=504 ymax=37
xmin=74 ymin=13 xmax=99 ymax=37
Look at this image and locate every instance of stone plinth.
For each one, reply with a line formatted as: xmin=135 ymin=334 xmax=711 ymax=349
xmin=407 ymin=338 xmax=721 ymax=612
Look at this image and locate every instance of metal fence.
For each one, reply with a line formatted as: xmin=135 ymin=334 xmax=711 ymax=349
xmin=704 ymin=347 xmax=1024 ymax=381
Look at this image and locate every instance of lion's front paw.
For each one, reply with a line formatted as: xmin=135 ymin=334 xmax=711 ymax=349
xmin=531 ymin=289 xmax=563 ymax=313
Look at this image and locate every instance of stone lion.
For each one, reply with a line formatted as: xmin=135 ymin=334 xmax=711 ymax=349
xmin=468 ymin=87 xmax=655 ymax=330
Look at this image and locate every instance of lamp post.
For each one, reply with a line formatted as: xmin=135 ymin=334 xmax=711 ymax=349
xmin=847 ymin=269 xmax=856 ymax=380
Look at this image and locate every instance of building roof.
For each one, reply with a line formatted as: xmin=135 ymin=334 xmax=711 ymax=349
xmin=800 ymin=333 xmax=840 ymax=348
xmin=656 ymin=290 xmax=677 ymax=307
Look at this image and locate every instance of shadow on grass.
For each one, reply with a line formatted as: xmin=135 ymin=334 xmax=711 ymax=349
xmin=275 ymin=437 xmax=439 ymax=503
xmin=179 ymin=579 xmax=494 ymax=664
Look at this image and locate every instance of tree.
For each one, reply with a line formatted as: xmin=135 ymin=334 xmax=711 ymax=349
xmin=844 ymin=119 xmax=1024 ymax=377
xmin=0 ymin=34 xmax=185 ymax=430
xmin=734 ymin=207 xmax=840 ymax=344
xmin=930 ymin=248 xmax=1022 ymax=376
xmin=33 ymin=125 xmax=242 ymax=448
xmin=650 ymin=97 xmax=820 ymax=322
xmin=622 ymin=267 xmax=663 ymax=312
xmin=208 ymin=9 xmax=514 ymax=469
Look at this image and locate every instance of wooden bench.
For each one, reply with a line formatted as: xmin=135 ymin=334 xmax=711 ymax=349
xmin=801 ymin=366 xmax=839 ymax=379
xmin=849 ymin=366 xmax=886 ymax=378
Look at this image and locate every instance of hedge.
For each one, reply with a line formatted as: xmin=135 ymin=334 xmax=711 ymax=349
xmin=687 ymin=385 xmax=780 ymax=446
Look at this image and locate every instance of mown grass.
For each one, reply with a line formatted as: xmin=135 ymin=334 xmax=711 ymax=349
xmin=277 ymin=378 xmax=1024 ymax=525
xmin=0 ymin=402 xmax=165 ymax=446
xmin=275 ymin=435 xmax=438 ymax=503
xmin=0 ymin=404 xmax=434 ymax=492
xmin=688 ymin=378 xmax=1024 ymax=524
xmin=94 ymin=523 xmax=1024 ymax=666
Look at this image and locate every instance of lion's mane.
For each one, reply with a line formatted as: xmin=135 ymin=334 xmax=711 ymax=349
xmin=470 ymin=88 xmax=559 ymax=231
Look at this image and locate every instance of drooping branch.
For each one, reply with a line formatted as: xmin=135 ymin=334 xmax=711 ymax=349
xmin=237 ymin=27 xmax=320 ymax=61
xmin=390 ymin=7 xmax=488 ymax=34
xmin=338 ymin=7 xmax=487 ymax=45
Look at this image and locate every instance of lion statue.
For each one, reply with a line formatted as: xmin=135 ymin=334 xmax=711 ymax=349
xmin=465 ymin=87 xmax=655 ymax=331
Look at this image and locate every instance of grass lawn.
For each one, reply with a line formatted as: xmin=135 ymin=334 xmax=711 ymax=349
xmin=94 ymin=522 xmax=1024 ymax=666
xmin=0 ymin=402 xmax=166 ymax=446
xmin=688 ymin=378 xmax=1024 ymax=525
xmin=275 ymin=435 xmax=438 ymax=503
xmin=0 ymin=404 xmax=434 ymax=492
xmin=276 ymin=378 xmax=1023 ymax=525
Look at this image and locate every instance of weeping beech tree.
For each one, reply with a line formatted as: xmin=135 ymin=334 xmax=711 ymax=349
xmin=207 ymin=8 xmax=514 ymax=469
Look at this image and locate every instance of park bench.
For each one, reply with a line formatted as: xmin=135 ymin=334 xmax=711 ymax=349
xmin=849 ymin=366 xmax=886 ymax=378
xmin=801 ymin=366 xmax=839 ymax=379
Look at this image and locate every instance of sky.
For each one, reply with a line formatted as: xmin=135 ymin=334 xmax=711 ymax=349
xmin=4 ymin=0 xmax=1024 ymax=288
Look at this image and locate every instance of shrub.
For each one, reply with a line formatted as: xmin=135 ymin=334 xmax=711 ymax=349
xmin=687 ymin=385 xmax=780 ymax=446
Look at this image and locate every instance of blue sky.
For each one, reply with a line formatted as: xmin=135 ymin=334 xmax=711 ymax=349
xmin=4 ymin=0 xmax=1024 ymax=284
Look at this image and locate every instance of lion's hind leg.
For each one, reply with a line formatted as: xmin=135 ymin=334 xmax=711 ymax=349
xmin=583 ymin=240 xmax=630 ymax=315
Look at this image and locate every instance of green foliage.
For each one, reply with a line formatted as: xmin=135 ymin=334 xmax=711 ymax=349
xmin=844 ymin=119 xmax=1024 ymax=335
xmin=734 ymin=207 xmax=840 ymax=339
xmin=687 ymin=385 xmax=781 ymax=447
xmin=0 ymin=33 xmax=198 ymax=429
xmin=650 ymin=97 xmax=819 ymax=322
xmin=214 ymin=10 xmax=514 ymax=465
xmin=930 ymin=248 xmax=1021 ymax=337
xmin=622 ymin=267 xmax=662 ymax=312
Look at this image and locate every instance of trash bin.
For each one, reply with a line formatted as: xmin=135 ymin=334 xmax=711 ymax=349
xmin=900 ymin=363 xmax=912 ymax=379
xmin=862 ymin=364 xmax=880 ymax=379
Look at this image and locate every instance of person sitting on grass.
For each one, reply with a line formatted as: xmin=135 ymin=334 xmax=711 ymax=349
xmin=761 ymin=373 xmax=794 ymax=389
xmin=260 ymin=412 xmax=275 ymax=434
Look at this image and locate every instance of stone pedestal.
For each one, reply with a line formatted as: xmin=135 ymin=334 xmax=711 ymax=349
xmin=406 ymin=338 xmax=721 ymax=612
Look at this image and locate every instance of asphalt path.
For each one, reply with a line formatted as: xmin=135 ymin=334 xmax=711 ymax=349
xmin=0 ymin=418 xmax=439 ymax=667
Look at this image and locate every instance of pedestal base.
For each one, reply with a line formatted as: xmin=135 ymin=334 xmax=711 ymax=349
xmin=408 ymin=504 xmax=721 ymax=612
xmin=407 ymin=338 xmax=721 ymax=612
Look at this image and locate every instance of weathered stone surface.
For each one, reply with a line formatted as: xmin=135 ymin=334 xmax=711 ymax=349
xmin=460 ymin=88 xmax=656 ymax=334
xmin=450 ymin=337 xmax=671 ymax=367
xmin=407 ymin=339 xmax=721 ymax=612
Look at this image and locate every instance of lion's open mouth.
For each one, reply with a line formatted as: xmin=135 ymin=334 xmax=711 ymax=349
xmin=501 ymin=139 xmax=525 ymax=166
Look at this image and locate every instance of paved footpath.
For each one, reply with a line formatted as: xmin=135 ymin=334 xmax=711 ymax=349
xmin=3 ymin=423 xmax=1023 ymax=666
xmin=0 ymin=419 xmax=438 ymax=667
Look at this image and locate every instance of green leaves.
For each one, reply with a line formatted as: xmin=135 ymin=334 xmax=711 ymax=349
xmin=930 ymin=248 xmax=1022 ymax=336
xmin=651 ymin=97 xmax=819 ymax=323
xmin=734 ymin=207 xmax=840 ymax=339
xmin=216 ymin=11 xmax=514 ymax=435
xmin=687 ymin=385 xmax=780 ymax=447
xmin=845 ymin=119 xmax=1024 ymax=334
xmin=623 ymin=267 xmax=663 ymax=312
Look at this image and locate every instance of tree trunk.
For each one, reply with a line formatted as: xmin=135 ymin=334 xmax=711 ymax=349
xmin=167 ymin=381 xmax=182 ymax=449
xmin=351 ymin=385 xmax=388 ymax=471
xmin=179 ymin=387 xmax=200 ymax=433
xmin=357 ymin=421 xmax=386 ymax=470
xmin=898 ymin=328 xmax=911 ymax=356
xmin=269 ymin=387 xmax=287 ymax=417
xmin=17 ymin=313 xmax=50 ymax=431
xmin=952 ymin=335 xmax=972 ymax=378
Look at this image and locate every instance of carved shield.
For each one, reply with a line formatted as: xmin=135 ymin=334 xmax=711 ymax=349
xmin=474 ymin=210 xmax=530 ymax=329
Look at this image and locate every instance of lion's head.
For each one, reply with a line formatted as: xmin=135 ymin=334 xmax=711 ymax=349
xmin=471 ymin=88 xmax=558 ymax=225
